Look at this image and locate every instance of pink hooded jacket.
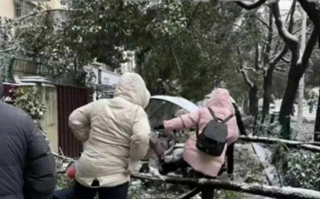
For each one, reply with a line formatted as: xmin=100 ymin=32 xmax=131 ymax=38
xmin=163 ymin=88 xmax=239 ymax=177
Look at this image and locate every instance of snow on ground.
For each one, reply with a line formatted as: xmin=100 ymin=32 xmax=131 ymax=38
xmin=260 ymin=99 xmax=316 ymax=142
xmin=129 ymin=143 xmax=271 ymax=199
xmin=226 ymin=143 xmax=271 ymax=199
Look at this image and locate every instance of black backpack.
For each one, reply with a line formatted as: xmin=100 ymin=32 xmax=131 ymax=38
xmin=196 ymin=108 xmax=234 ymax=157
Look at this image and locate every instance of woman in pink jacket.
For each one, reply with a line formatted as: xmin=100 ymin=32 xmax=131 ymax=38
xmin=157 ymin=88 xmax=239 ymax=199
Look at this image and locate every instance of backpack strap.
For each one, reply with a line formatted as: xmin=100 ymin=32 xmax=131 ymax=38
xmin=196 ymin=118 xmax=200 ymax=139
xmin=208 ymin=108 xmax=217 ymax=121
xmin=196 ymin=109 xmax=234 ymax=139
xmin=209 ymin=107 xmax=234 ymax=124
xmin=222 ymin=114 xmax=234 ymax=124
xmin=197 ymin=108 xmax=216 ymax=139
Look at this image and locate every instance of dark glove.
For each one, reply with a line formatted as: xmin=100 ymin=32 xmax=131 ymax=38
xmin=153 ymin=123 xmax=164 ymax=130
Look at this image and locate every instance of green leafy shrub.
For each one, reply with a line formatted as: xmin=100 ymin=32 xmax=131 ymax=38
xmin=254 ymin=112 xmax=297 ymax=139
xmin=12 ymin=86 xmax=46 ymax=125
xmin=272 ymin=144 xmax=320 ymax=190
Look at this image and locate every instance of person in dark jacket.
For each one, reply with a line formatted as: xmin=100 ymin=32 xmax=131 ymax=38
xmin=226 ymin=98 xmax=247 ymax=178
xmin=0 ymin=76 xmax=57 ymax=199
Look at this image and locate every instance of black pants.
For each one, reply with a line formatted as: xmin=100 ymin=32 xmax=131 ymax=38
xmin=226 ymin=143 xmax=234 ymax=175
xmin=52 ymin=181 xmax=129 ymax=199
xmin=162 ymin=158 xmax=215 ymax=199
xmin=161 ymin=157 xmax=190 ymax=174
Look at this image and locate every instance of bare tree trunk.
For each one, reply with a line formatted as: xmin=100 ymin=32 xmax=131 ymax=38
xmin=237 ymin=47 xmax=259 ymax=116
xmin=243 ymin=99 xmax=249 ymax=115
xmin=279 ymin=28 xmax=318 ymax=130
xmin=249 ymin=85 xmax=259 ymax=116
xmin=296 ymin=0 xmax=320 ymax=48
xmin=272 ymin=0 xmax=318 ymax=138
xmin=279 ymin=68 xmax=300 ymax=117
xmin=262 ymin=8 xmax=274 ymax=115
xmin=262 ymin=71 xmax=273 ymax=114
xmin=314 ymin=87 xmax=320 ymax=141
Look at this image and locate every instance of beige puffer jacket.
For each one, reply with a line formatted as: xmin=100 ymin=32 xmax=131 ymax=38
xmin=69 ymin=73 xmax=151 ymax=188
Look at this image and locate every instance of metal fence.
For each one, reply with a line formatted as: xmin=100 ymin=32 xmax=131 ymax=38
xmin=57 ymin=85 xmax=92 ymax=158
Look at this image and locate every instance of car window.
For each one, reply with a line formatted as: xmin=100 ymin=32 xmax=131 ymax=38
xmin=146 ymin=99 xmax=174 ymax=128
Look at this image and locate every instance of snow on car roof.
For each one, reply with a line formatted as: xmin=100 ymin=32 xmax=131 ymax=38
xmin=151 ymin=95 xmax=199 ymax=113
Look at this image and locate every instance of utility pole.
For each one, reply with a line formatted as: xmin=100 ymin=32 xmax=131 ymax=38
xmin=298 ymin=7 xmax=307 ymax=129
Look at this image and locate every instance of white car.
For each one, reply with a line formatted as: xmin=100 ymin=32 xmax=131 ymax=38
xmin=146 ymin=95 xmax=198 ymax=128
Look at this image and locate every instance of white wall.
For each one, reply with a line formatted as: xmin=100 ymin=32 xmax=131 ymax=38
xmin=0 ymin=0 xmax=62 ymax=19
xmin=0 ymin=0 xmax=15 ymax=18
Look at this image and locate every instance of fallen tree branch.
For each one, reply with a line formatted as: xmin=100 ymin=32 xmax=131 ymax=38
xmin=239 ymin=136 xmax=320 ymax=152
xmin=0 ymin=47 xmax=18 ymax=54
xmin=176 ymin=188 xmax=200 ymax=199
xmin=132 ymin=173 xmax=320 ymax=199
xmin=175 ymin=136 xmax=320 ymax=152
xmin=52 ymin=152 xmax=75 ymax=162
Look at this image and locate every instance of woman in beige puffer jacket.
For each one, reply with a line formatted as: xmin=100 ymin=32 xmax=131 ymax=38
xmin=67 ymin=73 xmax=151 ymax=199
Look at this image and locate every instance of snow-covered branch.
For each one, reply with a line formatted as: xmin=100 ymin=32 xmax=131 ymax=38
xmin=297 ymin=28 xmax=319 ymax=71
xmin=237 ymin=47 xmax=254 ymax=88
xmin=243 ymin=67 xmax=259 ymax=74
xmin=132 ymin=173 xmax=320 ymax=199
xmin=271 ymin=1 xmax=299 ymax=50
xmin=175 ymin=136 xmax=320 ymax=153
xmin=257 ymin=17 xmax=269 ymax=29
xmin=187 ymin=3 xmax=201 ymax=28
xmin=280 ymin=56 xmax=290 ymax=64
xmin=52 ymin=152 xmax=75 ymax=162
xmin=239 ymin=135 xmax=320 ymax=153
xmin=269 ymin=46 xmax=289 ymax=66
xmin=236 ymin=0 xmax=267 ymax=10
xmin=275 ymin=67 xmax=288 ymax=72
xmin=0 ymin=47 xmax=17 ymax=54
xmin=17 ymin=8 xmax=81 ymax=22
xmin=176 ymin=188 xmax=200 ymax=199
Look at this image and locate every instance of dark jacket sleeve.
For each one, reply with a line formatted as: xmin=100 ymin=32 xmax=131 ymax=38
xmin=23 ymin=122 xmax=57 ymax=199
xmin=232 ymin=103 xmax=247 ymax=136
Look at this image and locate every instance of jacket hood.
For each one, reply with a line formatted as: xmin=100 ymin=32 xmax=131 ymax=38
xmin=205 ymin=88 xmax=234 ymax=114
xmin=114 ymin=73 xmax=150 ymax=108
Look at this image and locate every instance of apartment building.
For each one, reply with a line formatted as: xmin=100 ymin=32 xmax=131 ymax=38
xmin=117 ymin=51 xmax=136 ymax=74
xmin=0 ymin=0 xmax=63 ymax=19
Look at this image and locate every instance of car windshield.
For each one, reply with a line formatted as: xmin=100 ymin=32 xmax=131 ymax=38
xmin=146 ymin=99 xmax=182 ymax=128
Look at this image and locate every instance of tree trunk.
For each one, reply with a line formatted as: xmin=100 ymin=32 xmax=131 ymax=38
xmin=314 ymin=86 xmax=320 ymax=141
xmin=262 ymin=66 xmax=275 ymax=114
xmin=278 ymin=28 xmax=318 ymax=138
xmin=131 ymin=173 xmax=320 ymax=199
xmin=249 ymin=85 xmax=259 ymax=116
xmin=279 ymin=67 xmax=301 ymax=139
xmin=243 ymin=99 xmax=249 ymax=115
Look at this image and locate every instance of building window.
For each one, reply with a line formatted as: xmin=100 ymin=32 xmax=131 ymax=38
xmin=14 ymin=1 xmax=36 ymax=18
